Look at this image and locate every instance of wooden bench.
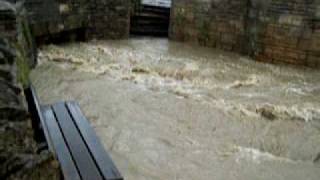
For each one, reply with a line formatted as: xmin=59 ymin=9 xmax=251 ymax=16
xmin=25 ymin=85 xmax=123 ymax=180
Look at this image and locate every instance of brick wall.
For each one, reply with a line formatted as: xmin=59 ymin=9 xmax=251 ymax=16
xmin=170 ymin=0 xmax=320 ymax=68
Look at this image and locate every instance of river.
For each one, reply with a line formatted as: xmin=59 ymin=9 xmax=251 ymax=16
xmin=31 ymin=37 xmax=320 ymax=180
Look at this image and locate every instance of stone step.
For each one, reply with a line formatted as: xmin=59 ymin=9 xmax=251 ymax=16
xmin=131 ymin=18 xmax=169 ymax=26
xmin=140 ymin=5 xmax=170 ymax=14
xmin=133 ymin=12 xmax=169 ymax=20
xmin=130 ymin=27 xmax=168 ymax=36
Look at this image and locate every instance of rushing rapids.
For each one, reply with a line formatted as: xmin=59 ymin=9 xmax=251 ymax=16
xmin=31 ymin=37 xmax=320 ymax=180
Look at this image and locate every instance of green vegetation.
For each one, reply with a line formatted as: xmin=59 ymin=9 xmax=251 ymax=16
xmin=14 ymin=42 xmax=30 ymax=87
xmin=14 ymin=10 xmax=35 ymax=87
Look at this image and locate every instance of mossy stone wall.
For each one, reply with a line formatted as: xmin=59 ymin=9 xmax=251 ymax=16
xmin=0 ymin=2 xmax=60 ymax=179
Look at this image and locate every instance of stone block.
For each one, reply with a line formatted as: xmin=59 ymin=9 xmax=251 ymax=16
xmin=279 ymin=14 xmax=304 ymax=26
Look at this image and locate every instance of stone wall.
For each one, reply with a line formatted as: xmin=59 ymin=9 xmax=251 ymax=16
xmin=0 ymin=1 xmax=37 ymax=85
xmin=170 ymin=0 xmax=320 ymax=68
xmin=88 ymin=0 xmax=131 ymax=39
xmin=170 ymin=0 xmax=248 ymax=53
xmin=25 ymin=0 xmax=90 ymax=38
xmin=248 ymin=0 xmax=320 ymax=66
xmin=20 ymin=0 xmax=131 ymax=40
xmin=0 ymin=2 xmax=60 ymax=179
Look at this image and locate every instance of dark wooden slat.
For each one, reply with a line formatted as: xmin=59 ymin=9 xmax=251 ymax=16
xmin=66 ymin=101 xmax=123 ymax=180
xmin=52 ymin=102 xmax=103 ymax=180
xmin=42 ymin=106 xmax=81 ymax=180
xmin=25 ymin=85 xmax=52 ymax=149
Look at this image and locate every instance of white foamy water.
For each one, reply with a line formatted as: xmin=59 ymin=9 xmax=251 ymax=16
xmin=235 ymin=146 xmax=296 ymax=164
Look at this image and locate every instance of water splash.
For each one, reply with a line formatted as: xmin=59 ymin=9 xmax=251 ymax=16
xmin=235 ymin=146 xmax=295 ymax=164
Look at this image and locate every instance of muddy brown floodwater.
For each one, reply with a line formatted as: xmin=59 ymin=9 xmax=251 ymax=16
xmin=31 ymin=37 xmax=320 ymax=180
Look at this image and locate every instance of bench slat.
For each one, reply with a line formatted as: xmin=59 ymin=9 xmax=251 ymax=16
xmin=52 ymin=102 xmax=103 ymax=180
xmin=42 ymin=106 xmax=81 ymax=180
xmin=66 ymin=101 xmax=123 ymax=180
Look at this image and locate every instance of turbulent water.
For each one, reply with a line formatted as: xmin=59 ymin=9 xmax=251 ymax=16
xmin=31 ymin=37 xmax=320 ymax=180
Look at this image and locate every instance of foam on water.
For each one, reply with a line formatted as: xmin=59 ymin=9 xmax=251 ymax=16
xmin=235 ymin=146 xmax=296 ymax=164
xmin=32 ymin=38 xmax=320 ymax=180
